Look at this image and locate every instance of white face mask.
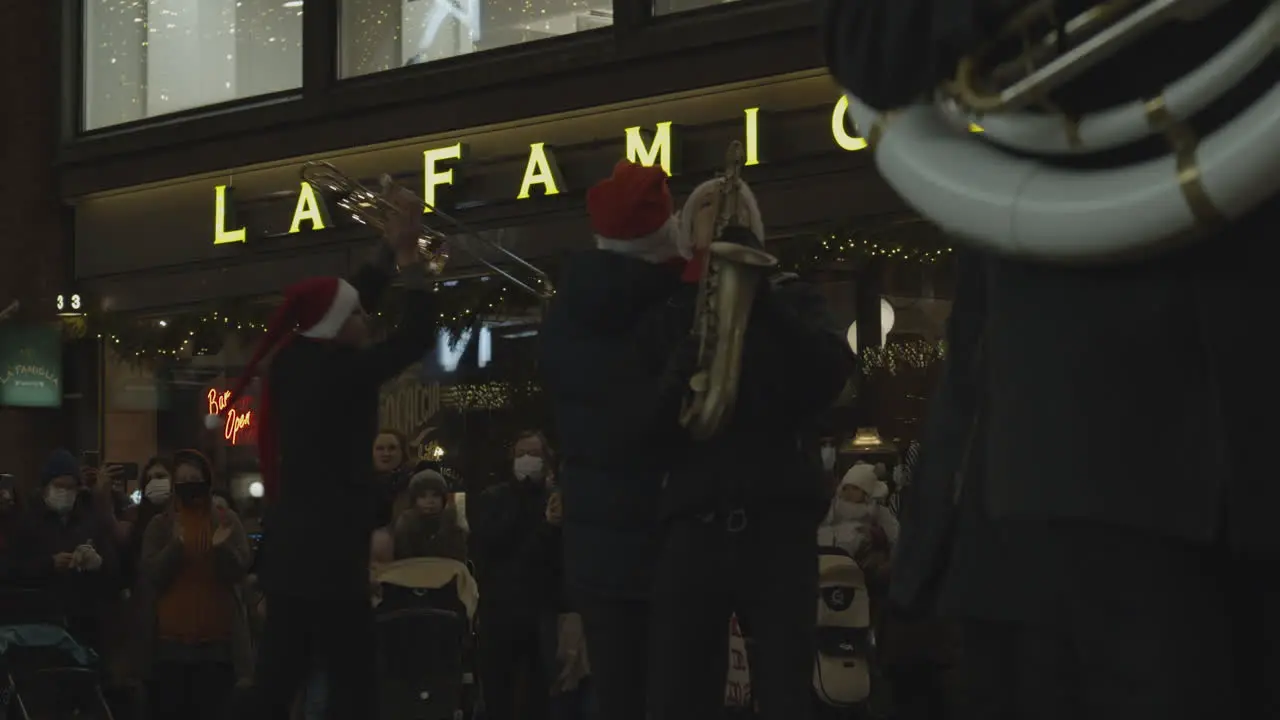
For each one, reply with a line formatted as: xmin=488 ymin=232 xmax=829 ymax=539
xmin=145 ymin=478 xmax=172 ymax=505
xmin=45 ymin=488 xmax=76 ymax=515
xmin=820 ymin=446 xmax=837 ymax=471
xmin=513 ymin=455 xmax=545 ymax=482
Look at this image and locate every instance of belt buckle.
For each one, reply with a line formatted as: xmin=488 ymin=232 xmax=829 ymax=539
xmin=726 ymin=509 xmax=748 ymax=533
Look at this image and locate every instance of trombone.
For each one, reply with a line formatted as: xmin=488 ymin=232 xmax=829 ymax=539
xmin=300 ymin=161 xmax=555 ymax=300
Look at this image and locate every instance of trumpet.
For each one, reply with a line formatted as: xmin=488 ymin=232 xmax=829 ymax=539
xmin=300 ymin=161 xmax=555 ymax=300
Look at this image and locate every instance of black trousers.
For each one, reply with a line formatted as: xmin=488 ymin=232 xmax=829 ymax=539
xmin=149 ymin=659 xmax=236 ymax=720
xmin=573 ymin=591 xmax=650 ymax=720
xmin=950 ymin=619 xmax=1077 ymax=720
xmin=1034 ymin=521 xmax=1280 ymax=720
xmin=477 ymin=612 xmax=548 ymax=720
xmin=242 ymin=586 xmax=377 ymax=720
xmin=651 ymin=508 xmax=818 ymax=720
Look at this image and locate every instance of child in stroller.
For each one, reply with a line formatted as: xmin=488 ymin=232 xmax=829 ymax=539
xmin=372 ymin=488 xmax=478 ymax=720
xmin=0 ymin=589 xmax=115 ymax=720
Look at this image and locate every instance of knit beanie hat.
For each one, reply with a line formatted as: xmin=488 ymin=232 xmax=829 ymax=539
xmin=586 ymin=160 xmax=680 ymax=264
xmin=408 ymin=469 xmax=450 ymax=503
xmin=41 ymin=449 xmax=81 ymax=486
xmin=841 ymin=463 xmax=888 ymax=500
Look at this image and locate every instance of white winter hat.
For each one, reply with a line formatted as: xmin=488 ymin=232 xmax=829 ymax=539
xmin=840 ymin=463 xmax=888 ymax=500
xmin=677 ymin=177 xmax=765 ymax=260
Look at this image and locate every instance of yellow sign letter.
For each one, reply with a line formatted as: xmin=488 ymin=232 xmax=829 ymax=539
xmin=213 ymin=185 xmax=247 ymax=245
xmin=624 ymin=122 xmax=678 ymax=176
xmin=831 ymin=96 xmax=868 ymax=152
xmin=743 ymin=108 xmax=762 ymax=166
xmin=289 ymin=181 xmax=330 ymax=233
xmin=517 ymin=143 xmax=564 ymax=200
xmin=423 ymin=143 xmax=465 ymax=214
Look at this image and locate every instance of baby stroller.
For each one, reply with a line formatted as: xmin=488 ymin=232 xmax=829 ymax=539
xmin=373 ymin=558 xmax=479 ymax=720
xmin=0 ymin=590 xmax=114 ymax=720
xmin=813 ymin=548 xmax=873 ymax=716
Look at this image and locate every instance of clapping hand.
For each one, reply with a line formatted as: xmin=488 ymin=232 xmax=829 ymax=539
xmin=73 ymin=543 xmax=103 ymax=572
xmin=53 ymin=552 xmax=75 ymax=571
xmin=545 ymin=492 xmax=564 ymax=527
xmin=211 ymin=505 xmax=232 ymax=546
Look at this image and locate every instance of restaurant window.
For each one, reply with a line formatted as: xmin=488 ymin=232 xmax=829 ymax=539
xmin=82 ymin=0 xmax=303 ymax=131
xmin=339 ymin=0 xmax=613 ymax=77
xmin=652 ymin=0 xmax=740 ymax=16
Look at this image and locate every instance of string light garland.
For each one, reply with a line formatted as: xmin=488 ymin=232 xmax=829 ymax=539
xmin=860 ymin=340 xmax=947 ymax=375
xmin=89 ymin=276 xmax=524 ymax=361
xmin=780 ymin=229 xmax=954 ymax=272
xmin=445 ymin=381 xmax=541 ymax=411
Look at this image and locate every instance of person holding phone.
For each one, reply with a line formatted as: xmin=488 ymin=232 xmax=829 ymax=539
xmin=12 ymin=449 xmax=119 ymax=651
xmin=132 ymin=449 xmax=253 ymax=720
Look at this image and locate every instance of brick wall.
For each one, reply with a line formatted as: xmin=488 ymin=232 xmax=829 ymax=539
xmin=0 ymin=0 xmax=72 ymax=490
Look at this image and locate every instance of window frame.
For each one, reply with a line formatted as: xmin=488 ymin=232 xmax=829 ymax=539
xmin=60 ymin=0 xmax=818 ymax=193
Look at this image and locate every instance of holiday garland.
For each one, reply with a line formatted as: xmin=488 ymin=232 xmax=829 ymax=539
xmin=77 ymin=226 xmax=954 ymax=363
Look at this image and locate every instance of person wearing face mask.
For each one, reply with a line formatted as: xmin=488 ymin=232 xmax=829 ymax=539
xmin=468 ymin=430 xmax=562 ymax=720
xmin=131 ymin=449 xmax=253 ymax=720
xmin=12 ymin=449 xmax=119 ymax=651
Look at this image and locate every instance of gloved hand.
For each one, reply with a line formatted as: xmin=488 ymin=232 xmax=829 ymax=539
xmin=74 ymin=544 xmax=103 ymax=571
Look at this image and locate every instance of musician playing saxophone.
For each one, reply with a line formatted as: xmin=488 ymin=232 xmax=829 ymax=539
xmin=646 ymin=176 xmax=854 ymax=720
xmin=826 ymin=1 xmax=1280 ymax=717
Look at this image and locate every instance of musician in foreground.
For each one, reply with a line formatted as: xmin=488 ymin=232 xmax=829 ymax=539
xmin=825 ymin=0 xmax=1279 ymax=717
xmin=217 ymin=190 xmax=435 ymax=719
xmin=648 ymin=174 xmax=854 ymax=720
xmin=539 ymin=160 xmax=695 ymax=720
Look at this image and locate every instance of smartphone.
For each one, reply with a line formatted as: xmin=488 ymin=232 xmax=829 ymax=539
xmin=81 ymin=450 xmax=100 ymax=469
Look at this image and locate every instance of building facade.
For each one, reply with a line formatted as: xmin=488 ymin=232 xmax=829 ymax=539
xmin=49 ymin=0 xmax=954 ymax=501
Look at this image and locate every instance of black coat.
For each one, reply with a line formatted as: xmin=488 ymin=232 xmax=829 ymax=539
xmin=651 ymin=275 xmax=855 ymax=519
xmin=467 ymin=477 xmax=558 ymax=620
xmin=259 ymin=255 xmax=437 ymax=593
xmin=538 ymin=250 xmax=688 ymax=600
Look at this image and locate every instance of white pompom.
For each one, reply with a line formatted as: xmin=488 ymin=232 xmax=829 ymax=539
xmin=204 ymin=414 xmax=222 ymax=430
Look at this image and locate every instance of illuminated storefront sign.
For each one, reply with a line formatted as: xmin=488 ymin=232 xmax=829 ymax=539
xmin=208 ymin=388 xmax=255 ymax=445
xmin=210 ymin=95 xmax=900 ymax=244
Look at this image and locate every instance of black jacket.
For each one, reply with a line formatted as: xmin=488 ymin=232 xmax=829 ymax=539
xmin=538 ymin=250 xmax=688 ymax=599
xmin=259 ymin=249 xmax=437 ymax=593
xmin=468 ymin=477 xmax=558 ymax=620
xmin=652 ymin=274 xmax=855 ymax=519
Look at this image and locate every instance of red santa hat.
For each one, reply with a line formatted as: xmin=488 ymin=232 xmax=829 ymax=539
xmin=203 ymin=276 xmax=361 ymax=502
xmin=586 ymin=160 xmax=680 ymax=263
xmin=677 ymin=176 xmax=766 ymax=283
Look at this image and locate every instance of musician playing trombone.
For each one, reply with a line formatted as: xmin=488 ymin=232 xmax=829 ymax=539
xmin=645 ymin=171 xmax=855 ymax=720
xmin=216 ymin=188 xmax=437 ymax=720
xmin=826 ymin=0 xmax=1280 ymax=717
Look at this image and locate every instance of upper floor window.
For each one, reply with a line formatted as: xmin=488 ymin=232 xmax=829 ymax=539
xmin=339 ymin=0 xmax=613 ymax=77
xmin=653 ymin=0 xmax=740 ymax=15
xmin=82 ymin=0 xmax=304 ymax=131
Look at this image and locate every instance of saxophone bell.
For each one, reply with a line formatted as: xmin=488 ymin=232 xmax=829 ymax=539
xmin=678 ymin=141 xmax=780 ymax=441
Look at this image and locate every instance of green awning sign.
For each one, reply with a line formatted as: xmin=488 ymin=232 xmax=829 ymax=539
xmin=0 ymin=324 xmax=63 ymax=408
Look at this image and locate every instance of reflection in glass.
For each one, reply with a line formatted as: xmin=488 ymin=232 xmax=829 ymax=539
xmin=339 ymin=0 xmax=613 ymax=77
xmin=82 ymin=0 xmax=303 ymax=131
xmin=653 ymin=0 xmax=740 ymax=16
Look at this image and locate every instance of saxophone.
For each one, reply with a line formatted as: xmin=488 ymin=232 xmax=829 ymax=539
xmin=679 ymin=141 xmax=779 ymax=441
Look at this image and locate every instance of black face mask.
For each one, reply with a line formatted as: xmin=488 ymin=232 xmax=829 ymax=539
xmin=175 ymin=482 xmax=210 ymax=504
